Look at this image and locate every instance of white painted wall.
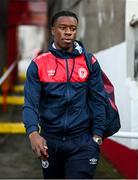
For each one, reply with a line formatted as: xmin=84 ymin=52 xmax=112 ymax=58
xmin=126 ymin=0 xmax=138 ymax=78
xmin=18 ymin=26 xmax=45 ymax=75
xmin=95 ymin=42 xmax=138 ymax=149
xmin=18 ymin=26 xmax=45 ymax=59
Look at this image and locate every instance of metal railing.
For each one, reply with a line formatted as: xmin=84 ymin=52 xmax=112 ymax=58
xmin=0 ymin=61 xmax=17 ymax=85
xmin=0 ymin=61 xmax=18 ymax=111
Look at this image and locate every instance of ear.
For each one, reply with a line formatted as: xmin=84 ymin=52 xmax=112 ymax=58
xmin=51 ymin=27 xmax=55 ymax=36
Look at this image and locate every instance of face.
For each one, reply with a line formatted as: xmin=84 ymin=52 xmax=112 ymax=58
xmin=51 ymin=16 xmax=78 ymax=52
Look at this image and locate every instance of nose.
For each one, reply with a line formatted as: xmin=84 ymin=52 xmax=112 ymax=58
xmin=65 ymin=27 xmax=72 ymax=35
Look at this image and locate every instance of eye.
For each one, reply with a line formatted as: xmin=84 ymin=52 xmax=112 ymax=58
xmin=59 ymin=26 xmax=66 ymax=30
xmin=70 ymin=26 xmax=77 ymax=31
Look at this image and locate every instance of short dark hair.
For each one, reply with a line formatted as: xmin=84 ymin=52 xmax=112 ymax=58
xmin=51 ymin=10 xmax=79 ymax=27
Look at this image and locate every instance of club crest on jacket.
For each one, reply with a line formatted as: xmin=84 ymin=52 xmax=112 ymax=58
xmin=78 ymin=67 xmax=88 ymax=79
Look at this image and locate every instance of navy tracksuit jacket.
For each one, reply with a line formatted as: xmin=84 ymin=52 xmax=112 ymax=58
xmin=23 ymin=41 xmax=107 ymax=139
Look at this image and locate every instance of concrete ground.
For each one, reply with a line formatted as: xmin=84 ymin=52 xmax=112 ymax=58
xmin=0 ymin=105 xmax=123 ymax=179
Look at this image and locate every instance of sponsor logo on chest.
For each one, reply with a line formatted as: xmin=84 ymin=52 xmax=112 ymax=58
xmin=47 ymin=70 xmax=55 ymax=76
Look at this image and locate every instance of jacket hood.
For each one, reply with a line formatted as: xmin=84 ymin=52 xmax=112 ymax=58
xmin=48 ymin=40 xmax=86 ymax=59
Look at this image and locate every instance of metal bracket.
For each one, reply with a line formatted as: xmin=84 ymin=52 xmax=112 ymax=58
xmin=130 ymin=15 xmax=138 ymax=27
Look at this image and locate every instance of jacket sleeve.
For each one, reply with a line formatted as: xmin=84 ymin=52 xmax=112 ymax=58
xmin=22 ymin=61 xmax=41 ymax=135
xmin=88 ymin=58 xmax=107 ymax=137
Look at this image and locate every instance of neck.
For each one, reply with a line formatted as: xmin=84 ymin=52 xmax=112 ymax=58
xmin=53 ymin=43 xmax=73 ymax=53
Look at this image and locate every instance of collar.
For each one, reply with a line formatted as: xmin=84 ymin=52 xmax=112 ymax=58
xmin=49 ymin=40 xmax=84 ymax=59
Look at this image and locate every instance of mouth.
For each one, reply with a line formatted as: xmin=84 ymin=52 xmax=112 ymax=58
xmin=62 ymin=39 xmax=72 ymax=44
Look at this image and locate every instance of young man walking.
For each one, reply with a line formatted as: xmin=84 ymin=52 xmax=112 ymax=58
xmin=23 ymin=11 xmax=107 ymax=179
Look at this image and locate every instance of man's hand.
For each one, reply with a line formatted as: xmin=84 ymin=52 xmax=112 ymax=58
xmin=29 ymin=131 xmax=49 ymax=160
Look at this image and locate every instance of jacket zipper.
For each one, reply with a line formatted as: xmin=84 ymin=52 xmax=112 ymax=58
xmin=63 ymin=59 xmax=70 ymax=140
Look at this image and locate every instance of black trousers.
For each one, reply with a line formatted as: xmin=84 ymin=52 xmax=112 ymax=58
xmin=41 ymin=132 xmax=100 ymax=179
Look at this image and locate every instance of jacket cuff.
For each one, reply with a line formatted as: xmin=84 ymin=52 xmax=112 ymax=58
xmin=92 ymin=129 xmax=104 ymax=137
xmin=26 ymin=125 xmax=39 ymax=136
